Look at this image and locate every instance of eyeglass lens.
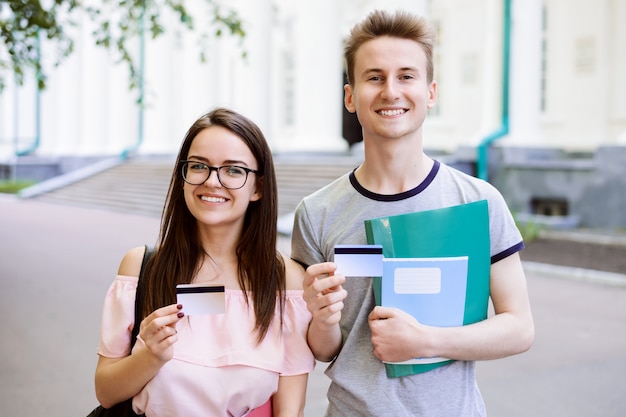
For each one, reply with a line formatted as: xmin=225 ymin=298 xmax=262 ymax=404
xmin=182 ymin=162 xmax=250 ymax=189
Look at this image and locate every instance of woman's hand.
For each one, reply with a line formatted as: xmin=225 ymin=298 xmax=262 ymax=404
xmin=139 ymin=303 xmax=185 ymax=363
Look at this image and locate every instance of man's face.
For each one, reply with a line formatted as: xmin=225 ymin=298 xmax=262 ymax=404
xmin=345 ymin=36 xmax=436 ymax=142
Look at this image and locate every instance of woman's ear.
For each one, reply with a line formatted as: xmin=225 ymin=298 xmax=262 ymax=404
xmin=250 ymin=177 xmax=263 ymax=202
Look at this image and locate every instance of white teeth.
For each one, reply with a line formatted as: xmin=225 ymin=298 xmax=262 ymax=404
xmin=379 ymin=109 xmax=405 ymax=116
xmin=200 ymin=196 xmax=226 ymax=203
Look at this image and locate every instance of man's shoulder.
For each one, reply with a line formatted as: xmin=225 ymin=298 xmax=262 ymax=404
xmin=301 ymin=173 xmax=352 ymax=204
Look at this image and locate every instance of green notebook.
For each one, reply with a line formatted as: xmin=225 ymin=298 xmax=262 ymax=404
xmin=364 ymin=200 xmax=491 ymax=378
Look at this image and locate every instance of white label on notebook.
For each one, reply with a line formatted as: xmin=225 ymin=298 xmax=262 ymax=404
xmin=394 ymin=267 xmax=442 ymax=294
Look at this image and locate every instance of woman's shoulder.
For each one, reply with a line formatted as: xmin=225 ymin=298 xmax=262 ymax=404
xmin=281 ymin=254 xmax=305 ymax=291
xmin=117 ymin=246 xmax=148 ymax=277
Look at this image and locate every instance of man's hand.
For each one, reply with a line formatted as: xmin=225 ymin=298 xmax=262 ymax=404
xmin=368 ymin=306 xmax=429 ymax=362
xmin=302 ymin=262 xmax=347 ymax=361
xmin=303 ymin=262 xmax=347 ymax=327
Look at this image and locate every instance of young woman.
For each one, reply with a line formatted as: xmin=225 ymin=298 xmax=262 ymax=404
xmin=95 ymin=108 xmax=314 ymax=416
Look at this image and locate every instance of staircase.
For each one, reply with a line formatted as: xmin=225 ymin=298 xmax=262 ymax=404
xmin=31 ymin=158 xmax=173 ymax=217
xmin=274 ymin=154 xmax=360 ymax=216
xmin=30 ymin=154 xmax=362 ymax=218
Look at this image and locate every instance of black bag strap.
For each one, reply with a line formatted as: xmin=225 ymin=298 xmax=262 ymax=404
xmin=130 ymin=245 xmax=153 ymax=350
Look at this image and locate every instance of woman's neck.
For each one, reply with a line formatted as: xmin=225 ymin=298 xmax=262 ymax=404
xmin=194 ymin=226 xmax=240 ymax=288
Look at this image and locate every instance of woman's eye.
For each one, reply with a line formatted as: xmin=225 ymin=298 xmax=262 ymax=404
xmin=190 ymin=163 xmax=207 ymax=171
xmin=225 ymin=166 xmax=245 ymax=176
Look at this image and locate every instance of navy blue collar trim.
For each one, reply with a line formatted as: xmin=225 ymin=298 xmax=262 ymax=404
xmin=348 ymin=160 xmax=440 ymax=202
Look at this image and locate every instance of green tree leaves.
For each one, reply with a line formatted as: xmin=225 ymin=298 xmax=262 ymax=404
xmin=0 ymin=0 xmax=245 ymax=92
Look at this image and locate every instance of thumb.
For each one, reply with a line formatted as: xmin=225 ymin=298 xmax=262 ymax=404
xmin=368 ymin=306 xmax=396 ymax=321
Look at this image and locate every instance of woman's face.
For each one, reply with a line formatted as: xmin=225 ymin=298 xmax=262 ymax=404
xmin=183 ymin=125 xmax=261 ymax=232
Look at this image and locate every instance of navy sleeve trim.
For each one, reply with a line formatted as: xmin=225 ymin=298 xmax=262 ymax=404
xmin=292 ymin=258 xmax=309 ymax=270
xmin=491 ymin=241 xmax=525 ymax=264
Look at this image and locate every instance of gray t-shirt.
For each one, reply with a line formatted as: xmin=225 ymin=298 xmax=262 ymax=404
xmin=291 ymin=160 xmax=523 ymax=417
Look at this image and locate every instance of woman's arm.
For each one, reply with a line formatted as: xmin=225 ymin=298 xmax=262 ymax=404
xmin=95 ymin=335 xmax=172 ymax=408
xmin=273 ymin=256 xmax=313 ymax=415
xmin=94 ymin=247 xmax=184 ymax=408
xmin=272 ymin=374 xmax=308 ymax=417
xmin=282 ymin=255 xmax=305 ymax=291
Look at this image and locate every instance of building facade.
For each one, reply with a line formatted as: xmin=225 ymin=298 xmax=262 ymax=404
xmin=1 ymin=0 xmax=625 ymax=229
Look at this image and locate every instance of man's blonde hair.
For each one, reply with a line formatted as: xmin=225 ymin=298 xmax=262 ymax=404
xmin=344 ymin=9 xmax=435 ymax=85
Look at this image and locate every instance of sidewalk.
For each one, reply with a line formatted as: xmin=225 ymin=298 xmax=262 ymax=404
xmin=1 ymin=198 xmax=625 ymax=416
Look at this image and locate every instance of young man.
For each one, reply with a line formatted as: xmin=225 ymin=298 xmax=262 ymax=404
xmin=291 ymin=9 xmax=534 ymax=416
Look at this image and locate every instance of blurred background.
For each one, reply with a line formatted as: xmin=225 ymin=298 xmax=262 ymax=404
xmin=1 ymin=0 xmax=626 ymax=231
xmin=1 ymin=1 xmax=626 ymax=416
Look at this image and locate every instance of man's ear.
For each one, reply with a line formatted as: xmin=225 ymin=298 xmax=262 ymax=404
xmin=427 ymin=80 xmax=437 ymax=109
xmin=344 ymin=84 xmax=356 ymax=113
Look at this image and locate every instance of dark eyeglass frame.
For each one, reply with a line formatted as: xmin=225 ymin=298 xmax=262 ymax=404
xmin=180 ymin=160 xmax=259 ymax=189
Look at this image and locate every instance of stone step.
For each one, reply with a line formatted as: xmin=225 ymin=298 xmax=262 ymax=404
xmin=33 ymin=154 xmax=363 ymax=217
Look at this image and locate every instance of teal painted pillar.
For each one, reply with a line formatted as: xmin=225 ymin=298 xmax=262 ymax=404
xmin=476 ymin=0 xmax=511 ymax=181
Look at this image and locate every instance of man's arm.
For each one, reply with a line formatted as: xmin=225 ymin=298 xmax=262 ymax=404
xmin=368 ymin=252 xmax=534 ymax=362
xmin=302 ymin=262 xmax=347 ymax=362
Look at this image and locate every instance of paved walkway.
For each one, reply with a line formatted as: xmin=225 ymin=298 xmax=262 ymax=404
xmin=1 ymin=197 xmax=625 ymax=416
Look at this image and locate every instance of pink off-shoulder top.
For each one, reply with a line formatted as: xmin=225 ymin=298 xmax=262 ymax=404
xmin=97 ymin=275 xmax=315 ymax=417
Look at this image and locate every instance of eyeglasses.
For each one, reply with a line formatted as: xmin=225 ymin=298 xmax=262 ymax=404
xmin=180 ymin=160 xmax=258 ymax=189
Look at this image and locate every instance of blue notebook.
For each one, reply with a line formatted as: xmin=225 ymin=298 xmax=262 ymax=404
xmin=364 ymin=200 xmax=491 ymax=377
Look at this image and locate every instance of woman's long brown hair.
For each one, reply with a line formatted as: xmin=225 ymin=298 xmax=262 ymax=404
xmin=142 ymin=108 xmax=285 ymax=342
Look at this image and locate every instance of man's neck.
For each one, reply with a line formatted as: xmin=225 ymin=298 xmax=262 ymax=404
xmin=356 ymin=139 xmax=433 ymax=194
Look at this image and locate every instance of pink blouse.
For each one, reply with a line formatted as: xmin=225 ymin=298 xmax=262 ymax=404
xmin=97 ymin=275 xmax=315 ymax=417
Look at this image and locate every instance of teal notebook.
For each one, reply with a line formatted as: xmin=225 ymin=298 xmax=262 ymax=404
xmin=364 ymin=200 xmax=491 ymax=378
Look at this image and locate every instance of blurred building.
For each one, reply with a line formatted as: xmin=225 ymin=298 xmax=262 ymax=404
xmin=1 ymin=0 xmax=625 ymax=229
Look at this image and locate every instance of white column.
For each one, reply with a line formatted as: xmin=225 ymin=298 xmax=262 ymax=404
xmin=141 ymin=1 xmax=274 ymax=155
xmin=478 ymin=0 xmax=504 ymax=138
xmin=610 ymin=0 xmax=626 ymax=144
xmin=38 ymin=10 xmax=138 ymax=156
xmin=229 ymin=0 xmax=274 ymax=140
xmin=288 ymin=0 xmax=345 ymax=151
xmin=141 ymin=4 xmax=225 ymax=155
xmin=508 ymin=0 xmax=543 ymax=145
xmin=40 ymin=28 xmax=82 ymax=155
xmin=0 ymin=73 xmax=38 ymax=158
xmin=0 ymin=77 xmax=16 ymax=159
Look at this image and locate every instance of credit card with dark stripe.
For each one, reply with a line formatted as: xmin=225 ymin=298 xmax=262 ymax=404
xmin=334 ymin=245 xmax=383 ymax=277
xmin=176 ymin=284 xmax=225 ymax=315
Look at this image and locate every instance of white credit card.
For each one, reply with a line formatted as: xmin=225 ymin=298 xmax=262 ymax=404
xmin=176 ymin=284 xmax=225 ymax=315
xmin=334 ymin=245 xmax=383 ymax=277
